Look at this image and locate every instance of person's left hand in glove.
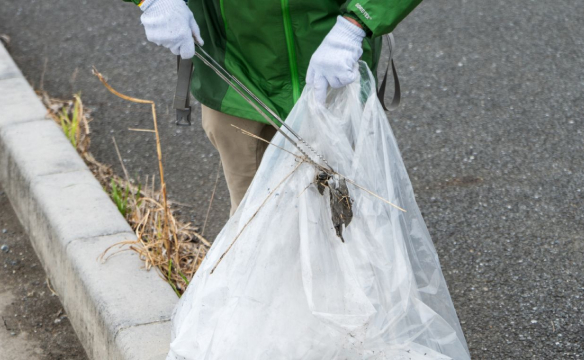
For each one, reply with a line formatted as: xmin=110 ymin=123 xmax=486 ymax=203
xmin=306 ymin=16 xmax=366 ymax=104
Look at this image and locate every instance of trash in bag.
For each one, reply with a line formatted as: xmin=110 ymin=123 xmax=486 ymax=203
xmin=167 ymin=62 xmax=470 ymax=360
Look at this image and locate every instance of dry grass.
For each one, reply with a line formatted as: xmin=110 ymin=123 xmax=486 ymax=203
xmin=37 ymin=75 xmax=210 ymax=296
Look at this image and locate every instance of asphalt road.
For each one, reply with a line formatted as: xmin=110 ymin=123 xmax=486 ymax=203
xmin=1 ymin=0 xmax=583 ymax=358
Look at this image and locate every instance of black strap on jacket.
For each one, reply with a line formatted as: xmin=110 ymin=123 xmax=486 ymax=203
xmin=377 ymin=33 xmax=401 ymax=111
xmin=174 ymin=56 xmax=194 ymax=125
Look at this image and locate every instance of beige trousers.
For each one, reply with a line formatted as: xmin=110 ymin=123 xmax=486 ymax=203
xmin=202 ymin=105 xmax=277 ymax=215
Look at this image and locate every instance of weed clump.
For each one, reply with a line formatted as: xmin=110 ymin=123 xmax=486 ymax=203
xmin=38 ymin=78 xmax=210 ymax=296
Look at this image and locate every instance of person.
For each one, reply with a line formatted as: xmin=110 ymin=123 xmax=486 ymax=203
xmin=125 ymin=0 xmax=423 ymax=215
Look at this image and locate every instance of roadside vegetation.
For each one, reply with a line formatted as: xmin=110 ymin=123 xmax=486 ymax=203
xmin=37 ymin=77 xmax=210 ymax=296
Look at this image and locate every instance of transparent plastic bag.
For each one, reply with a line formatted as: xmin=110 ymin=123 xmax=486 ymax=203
xmin=167 ymin=63 xmax=470 ymax=360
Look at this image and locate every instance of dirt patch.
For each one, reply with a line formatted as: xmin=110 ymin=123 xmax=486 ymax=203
xmin=0 ymin=186 xmax=87 ymax=360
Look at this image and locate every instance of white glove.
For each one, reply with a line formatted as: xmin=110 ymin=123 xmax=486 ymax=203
xmin=140 ymin=0 xmax=204 ymax=59
xmin=306 ymin=16 xmax=366 ymax=104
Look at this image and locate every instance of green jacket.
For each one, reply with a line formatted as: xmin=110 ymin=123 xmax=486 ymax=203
xmin=129 ymin=0 xmax=423 ymax=123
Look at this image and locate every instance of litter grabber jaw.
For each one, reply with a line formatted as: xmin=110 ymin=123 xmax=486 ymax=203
xmin=189 ymin=44 xmax=363 ymax=242
xmin=174 ymin=56 xmax=194 ymax=126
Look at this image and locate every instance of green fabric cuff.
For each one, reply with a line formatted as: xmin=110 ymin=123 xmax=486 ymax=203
xmin=345 ymin=0 xmax=392 ymax=38
xmin=122 ymin=0 xmax=142 ymax=5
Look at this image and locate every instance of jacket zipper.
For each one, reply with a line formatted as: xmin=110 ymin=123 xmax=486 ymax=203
xmin=280 ymin=0 xmax=301 ymax=103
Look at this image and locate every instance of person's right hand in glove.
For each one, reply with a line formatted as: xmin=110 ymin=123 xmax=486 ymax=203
xmin=140 ymin=0 xmax=204 ymax=59
xmin=306 ymin=16 xmax=366 ymax=104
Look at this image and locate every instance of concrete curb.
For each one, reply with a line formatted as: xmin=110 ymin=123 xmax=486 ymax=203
xmin=0 ymin=43 xmax=177 ymax=359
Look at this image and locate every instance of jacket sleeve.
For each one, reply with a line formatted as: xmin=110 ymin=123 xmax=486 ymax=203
xmin=122 ymin=0 xmax=141 ymax=5
xmin=342 ymin=0 xmax=424 ymax=38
